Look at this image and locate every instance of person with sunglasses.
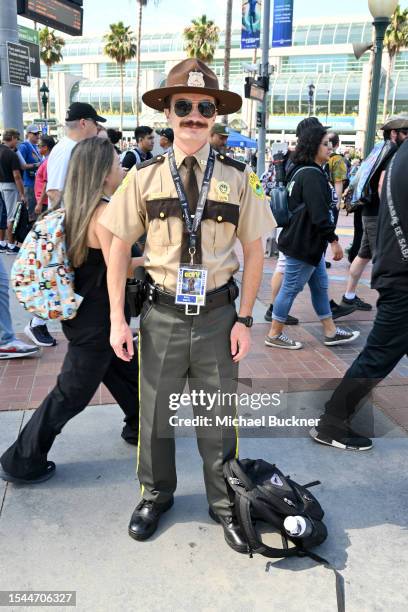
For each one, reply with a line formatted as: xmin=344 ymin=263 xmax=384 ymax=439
xmin=100 ymin=58 xmax=276 ymax=551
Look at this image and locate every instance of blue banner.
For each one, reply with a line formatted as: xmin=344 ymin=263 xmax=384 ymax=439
xmin=241 ymin=0 xmax=261 ymax=49
xmin=272 ymin=0 xmax=293 ymax=48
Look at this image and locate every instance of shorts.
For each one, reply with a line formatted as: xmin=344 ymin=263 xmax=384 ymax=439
xmin=24 ymin=185 xmax=37 ymax=221
xmin=0 ymin=183 xmax=19 ymax=223
xmin=358 ymin=216 xmax=378 ymax=260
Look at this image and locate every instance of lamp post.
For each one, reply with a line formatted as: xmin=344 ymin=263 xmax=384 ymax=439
xmin=40 ymin=81 xmax=49 ymax=133
xmin=364 ymin=0 xmax=398 ymax=156
xmin=308 ymin=83 xmax=315 ymax=117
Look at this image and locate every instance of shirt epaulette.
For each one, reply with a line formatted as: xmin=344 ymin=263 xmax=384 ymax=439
xmin=136 ymin=154 xmax=166 ymax=171
xmin=216 ymin=154 xmax=246 ymax=173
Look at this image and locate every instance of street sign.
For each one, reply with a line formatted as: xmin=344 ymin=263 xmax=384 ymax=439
xmin=18 ymin=25 xmax=39 ymax=45
xmin=17 ymin=0 xmax=83 ymax=36
xmin=18 ymin=25 xmax=41 ymax=79
xmin=6 ymin=42 xmax=31 ymax=87
xmin=34 ymin=118 xmax=57 ymax=125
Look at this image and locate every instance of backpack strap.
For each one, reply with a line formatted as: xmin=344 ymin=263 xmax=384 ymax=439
xmin=300 ymin=550 xmax=345 ymax=612
xmin=286 ymin=166 xmax=323 ymax=217
xmin=235 ymin=492 xmax=302 ymax=559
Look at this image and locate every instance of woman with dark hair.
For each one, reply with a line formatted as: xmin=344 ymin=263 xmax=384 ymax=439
xmin=265 ymin=125 xmax=360 ymax=350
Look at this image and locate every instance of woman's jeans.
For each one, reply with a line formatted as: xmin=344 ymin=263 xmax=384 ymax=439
xmin=0 ymin=257 xmax=15 ymax=346
xmin=273 ymin=255 xmax=332 ymax=323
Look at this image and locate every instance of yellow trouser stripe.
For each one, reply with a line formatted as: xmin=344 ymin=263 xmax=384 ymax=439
xmin=136 ymin=330 xmax=144 ymax=496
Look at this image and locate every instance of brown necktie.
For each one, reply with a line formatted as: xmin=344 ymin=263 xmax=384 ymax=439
xmin=183 ymin=156 xmax=199 ymax=214
xmin=181 ymin=156 xmax=201 ymax=264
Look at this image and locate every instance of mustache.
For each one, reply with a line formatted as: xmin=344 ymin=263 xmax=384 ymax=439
xmin=180 ymin=120 xmax=208 ymax=129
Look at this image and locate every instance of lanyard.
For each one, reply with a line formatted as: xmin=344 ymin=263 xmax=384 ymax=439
xmin=168 ymin=146 xmax=215 ymax=263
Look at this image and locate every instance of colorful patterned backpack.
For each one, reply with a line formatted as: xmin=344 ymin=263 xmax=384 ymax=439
xmin=11 ymin=209 xmax=83 ymax=321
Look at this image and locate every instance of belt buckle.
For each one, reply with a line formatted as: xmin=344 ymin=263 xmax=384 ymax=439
xmin=185 ymin=304 xmax=201 ymax=316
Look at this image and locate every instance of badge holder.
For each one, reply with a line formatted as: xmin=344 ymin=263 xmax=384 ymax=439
xmin=175 ymin=247 xmax=208 ymax=315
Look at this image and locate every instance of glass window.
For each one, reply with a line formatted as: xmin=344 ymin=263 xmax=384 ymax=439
xmin=320 ymin=24 xmax=336 ymax=45
xmin=334 ymin=24 xmax=350 ymax=44
xmin=306 ymin=25 xmax=322 ymax=45
xmin=348 ymin=23 xmax=365 ymax=43
xmin=344 ymin=75 xmax=361 ymax=114
xmin=293 ymin=25 xmax=308 ymax=46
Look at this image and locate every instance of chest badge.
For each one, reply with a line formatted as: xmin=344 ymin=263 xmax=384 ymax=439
xmin=216 ymin=181 xmax=231 ymax=202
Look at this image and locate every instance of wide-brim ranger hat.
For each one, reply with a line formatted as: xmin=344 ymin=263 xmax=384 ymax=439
xmin=142 ymin=58 xmax=242 ymax=115
xmin=380 ymin=113 xmax=408 ymax=131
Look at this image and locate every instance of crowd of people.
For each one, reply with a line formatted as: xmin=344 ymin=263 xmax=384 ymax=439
xmin=0 ymin=56 xmax=407 ymax=550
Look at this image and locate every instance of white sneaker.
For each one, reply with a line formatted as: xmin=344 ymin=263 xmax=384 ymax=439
xmin=265 ymin=333 xmax=303 ymax=350
xmin=0 ymin=339 xmax=39 ymax=359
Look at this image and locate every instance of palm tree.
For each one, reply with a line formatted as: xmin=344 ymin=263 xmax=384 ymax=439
xmin=383 ymin=4 xmax=408 ymax=121
xmin=135 ymin=0 xmax=160 ymax=127
xmin=104 ymin=22 xmax=137 ymax=132
xmin=39 ymin=26 xmax=65 ymax=116
xmin=183 ymin=15 xmax=220 ymax=64
xmin=222 ymin=0 xmax=234 ymax=125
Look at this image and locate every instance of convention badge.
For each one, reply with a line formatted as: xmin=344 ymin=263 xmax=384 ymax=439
xmin=216 ymin=181 xmax=230 ymax=202
xmin=175 ymin=264 xmax=208 ymax=315
xmin=248 ymin=172 xmax=265 ymax=199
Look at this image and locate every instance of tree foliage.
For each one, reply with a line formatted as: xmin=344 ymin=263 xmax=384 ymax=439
xmin=183 ymin=14 xmax=220 ymax=64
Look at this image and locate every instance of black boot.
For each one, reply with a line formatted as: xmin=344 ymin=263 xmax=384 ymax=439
xmin=209 ymin=507 xmax=248 ymax=553
xmin=128 ymin=498 xmax=174 ymax=541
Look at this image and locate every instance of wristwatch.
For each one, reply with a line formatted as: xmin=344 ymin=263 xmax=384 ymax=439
xmin=236 ymin=316 xmax=253 ymax=328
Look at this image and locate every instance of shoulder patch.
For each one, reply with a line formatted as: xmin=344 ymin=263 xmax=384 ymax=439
xmin=216 ymin=154 xmax=246 ymax=172
xmin=136 ymin=154 xmax=166 ymax=171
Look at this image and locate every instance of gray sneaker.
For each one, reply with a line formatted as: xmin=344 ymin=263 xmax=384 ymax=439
xmin=324 ymin=328 xmax=360 ymax=346
xmin=0 ymin=339 xmax=39 ymax=359
xmin=265 ymin=333 xmax=303 ymax=350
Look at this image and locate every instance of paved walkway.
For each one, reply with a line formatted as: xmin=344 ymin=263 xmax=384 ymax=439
xmin=0 ymin=405 xmax=407 ymax=611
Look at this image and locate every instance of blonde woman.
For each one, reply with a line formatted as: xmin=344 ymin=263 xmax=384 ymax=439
xmin=1 ymin=138 xmax=141 ymax=484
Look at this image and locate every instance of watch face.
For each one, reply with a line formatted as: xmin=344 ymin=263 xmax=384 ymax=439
xmin=238 ymin=316 xmax=253 ymax=327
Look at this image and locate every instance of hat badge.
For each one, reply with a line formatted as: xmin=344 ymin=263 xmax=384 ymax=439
xmin=187 ymin=71 xmax=205 ymax=88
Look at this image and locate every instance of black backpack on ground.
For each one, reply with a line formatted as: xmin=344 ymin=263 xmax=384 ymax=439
xmin=224 ymin=458 xmax=344 ymax=612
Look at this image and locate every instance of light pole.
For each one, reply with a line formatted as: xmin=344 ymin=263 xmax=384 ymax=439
xmin=364 ymin=0 xmax=398 ymax=157
xmin=256 ymin=0 xmax=271 ymax=178
xmin=40 ymin=82 xmax=49 ymax=132
xmin=0 ymin=0 xmax=24 ymax=133
xmin=308 ymin=83 xmax=315 ymax=117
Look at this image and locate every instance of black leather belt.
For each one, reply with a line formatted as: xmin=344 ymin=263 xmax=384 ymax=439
xmin=147 ymin=280 xmax=239 ymax=314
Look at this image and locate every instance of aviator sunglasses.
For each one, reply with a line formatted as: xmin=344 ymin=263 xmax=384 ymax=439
xmin=173 ymin=99 xmax=217 ymax=119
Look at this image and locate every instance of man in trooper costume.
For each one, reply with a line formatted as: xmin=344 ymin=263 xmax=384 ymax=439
xmin=101 ymin=58 xmax=276 ymax=551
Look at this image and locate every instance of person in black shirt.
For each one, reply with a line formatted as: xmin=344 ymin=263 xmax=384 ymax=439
xmin=0 ymin=129 xmax=26 ymax=254
xmin=121 ymin=125 xmax=154 ymax=171
xmin=311 ymin=137 xmax=408 ymax=451
xmin=265 ymin=125 xmax=360 ymax=350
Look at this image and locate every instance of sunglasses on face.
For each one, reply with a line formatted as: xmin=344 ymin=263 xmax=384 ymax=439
xmin=173 ymin=99 xmax=217 ymax=119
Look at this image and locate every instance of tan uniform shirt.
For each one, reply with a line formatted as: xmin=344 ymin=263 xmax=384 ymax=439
xmin=100 ymin=142 xmax=276 ymax=293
